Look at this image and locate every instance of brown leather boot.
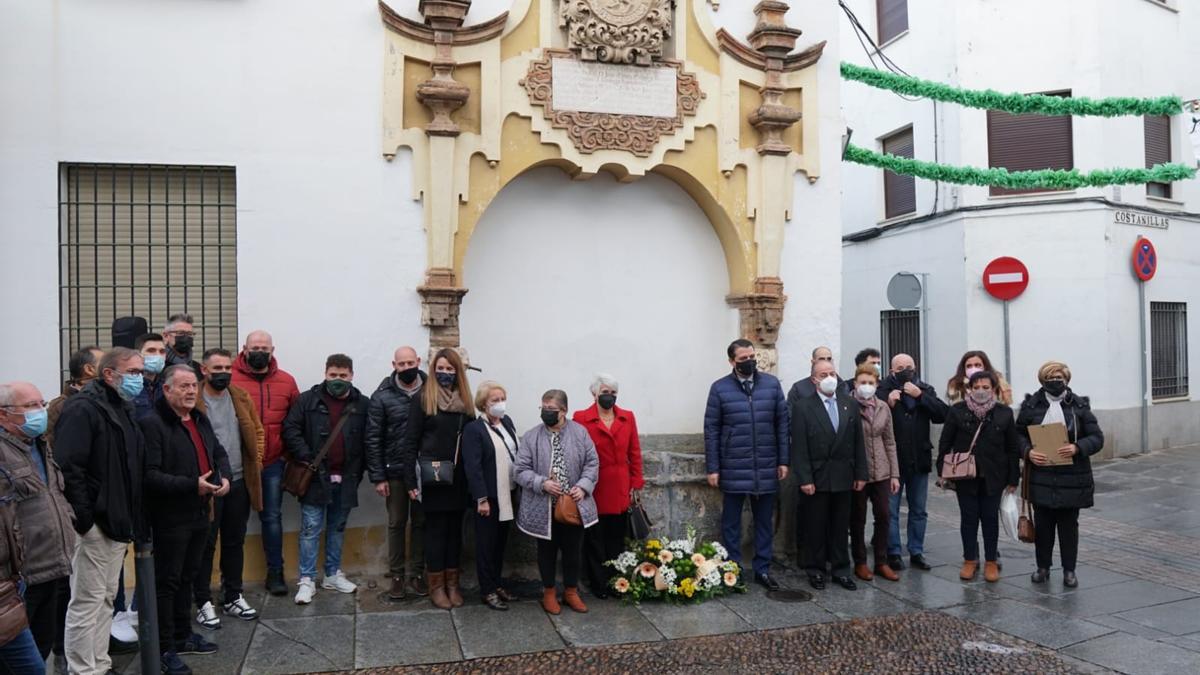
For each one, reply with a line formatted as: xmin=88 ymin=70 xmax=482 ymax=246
xmin=854 ymin=564 xmax=874 ymax=581
xmin=387 ymin=576 xmax=407 ymax=600
xmin=428 ymin=572 xmax=451 ymax=609
xmin=541 ymin=588 xmax=561 ymax=615
xmin=959 ymin=560 xmax=979 ymax=581
xmin=874 ymin=564 xmax=900 ymax=581
xmin=444 ymin=568 xmax=465 ymax=608
xmin=562 ymin=587 xmax=588 ymax=613
xmin=984 ymin=561 xmax=1001 ymax=583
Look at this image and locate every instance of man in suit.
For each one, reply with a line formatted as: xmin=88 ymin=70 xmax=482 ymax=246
xmin=791 ymin=359 xmax=867 ymax=590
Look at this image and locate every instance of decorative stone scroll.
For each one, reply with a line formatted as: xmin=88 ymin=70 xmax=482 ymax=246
xmin=520 ymin=50 xmax=703 ymax=157
xmin=559 ymin=0 xmax=673 ymax=66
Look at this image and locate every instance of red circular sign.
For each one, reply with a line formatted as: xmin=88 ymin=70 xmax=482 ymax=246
xmin=983 ymin=257 xmax=1030 ymax=301
xmin=1133 ymin=238 xmax=1157 ymax=282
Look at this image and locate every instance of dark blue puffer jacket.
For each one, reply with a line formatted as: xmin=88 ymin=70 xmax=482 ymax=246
xmin=703 ymin=371 xmax=790 ymax=495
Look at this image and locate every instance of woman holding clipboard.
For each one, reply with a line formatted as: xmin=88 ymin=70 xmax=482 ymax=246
xmin=1016 ymin=361 xmax=1105 ymax=588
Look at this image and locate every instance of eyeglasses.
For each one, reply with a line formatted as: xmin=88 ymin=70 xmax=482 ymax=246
xmin=171 ymin=383 xmax=200 ymax=391
xmin=1 ymin=401 xmax=47 ymax=412
xmin=167 ymin=331 xmax=196 ymax=338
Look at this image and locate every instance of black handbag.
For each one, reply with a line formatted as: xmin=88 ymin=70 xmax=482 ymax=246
xmin=627 ymin=493 xmax=653 ymax=540
xmin=418 ymin=416 xmax=464 ymax=486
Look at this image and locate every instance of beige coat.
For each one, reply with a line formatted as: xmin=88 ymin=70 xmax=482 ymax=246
xmin=858 ymin=399 xmax=899 ymax=483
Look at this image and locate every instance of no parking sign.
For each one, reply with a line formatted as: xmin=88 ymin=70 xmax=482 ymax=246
xmin=1133 ymin=237 xmax=1157 ymax=282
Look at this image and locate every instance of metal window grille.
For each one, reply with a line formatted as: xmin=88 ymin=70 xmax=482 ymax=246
xmin=1150 ymin=302 xmax=1188 ymax=399
xmin=58 ymin=164 xmax=238 ymax=377
xmin=880 ymin=309 xmax=920 ymax=373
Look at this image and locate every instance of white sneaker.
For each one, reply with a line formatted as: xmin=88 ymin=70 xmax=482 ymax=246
xmin=110 ymin=609 xmax=138 ymax=642
xmin=222 ymin=594 xmax=259 ymax=621
xmin=294 ymin=577 xmax=316 ymax=605
xmin=321 ymin=570 xmax=358 ymax=594
xmin=195 ymin=601 xmax=221 ymax=629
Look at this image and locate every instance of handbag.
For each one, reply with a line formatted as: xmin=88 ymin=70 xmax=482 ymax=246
xmin=627 ymin=493 xmax=653 ymax=540
xmin=0 ymin=499 xmax=27 ymax=645
xmin=1018 ymin=461 xmax=1036 ymax=543
xmin=553 ymin=494 xmax=582 ymax=526
xmin=940 ymin=421 xmax=983 ymax=481
xmin=418 ymin=415 xmax=465 ymax=486
xmin=282 ymin=405 xmax=356 ymax=498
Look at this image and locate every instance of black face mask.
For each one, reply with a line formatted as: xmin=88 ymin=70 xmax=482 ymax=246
xmin=895 ymin=368 xmax=914 ymax=384
xmin=207 ymin=373 xmax=232 ymax=391
xmin=734 ymin=359 xmax=757 ymax=377
xmin=597 ymin=394 xmax=616 ymax=410
xmin=1043 ymin=380 xmax=1067 ymax=397
xmin=435 ymin=372 xmax=456 ymax=389
xmin=541 ymin=410 xmax=560 ymax=427
xmin=246 ymin=351 xmax=271 ymax=370
xmin=397 ymin=366 xmax=421 ymax=385
xmin=173 ymin=335 xmax=194 ymax=356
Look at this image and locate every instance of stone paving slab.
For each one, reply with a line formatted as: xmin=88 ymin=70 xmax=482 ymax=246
xmin=549 ymin=597 xmax=664 ymax=647
xmin=452 ymin=600 xmax=564 ymax=659
xmin=355 ymin=609 xmax=461 ymax=668
xmin=243 ymin=614 xmax=356 ymax=674
xmin=636 ymin=596 xmax=753 ymax=639
xmin=1112 ymin=596 xmax=1200 ymax=636
xmin=807 ymin=583 xmax=914 ymax=620
xmin=1030 ymin=579 xmax=1197 ymax=618
xmin=865 ymin=567 xmax=989 ymax=609
xmin=718 ymin=584 xmax=838 ymax=630
xmin=1063 ymin=631 xmax=1200 ymax=675
xmin=945 ymin=599 xmax=1115 ymax=650
xmin=258 ymin=585 xmax=358 ymax=619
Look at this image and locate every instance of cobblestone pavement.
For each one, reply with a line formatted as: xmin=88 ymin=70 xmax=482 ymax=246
xmin=101 ymin=446 xmax=1200 ymax=674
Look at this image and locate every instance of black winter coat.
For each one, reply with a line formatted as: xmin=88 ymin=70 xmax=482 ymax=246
xmin=790 ymin=390 xmax=868 ymax=491
xmin=140 ymin=396 xmax=232 ymax=529
xmin=1016 ymin=390 xmax=1104 ymax=510
xmin=53 ymin=380 xmax=146 ymax=542
xmin=365 ymin=373 xmax=425 ymax=484
xmin=399 ymin=400 xmax=472 ymax=513
xmin=876 ymin=375 xmax=949 ymax=478
xmin=937 ymin=403 xmax=1021 ymax=497
xmin=282 ymin=385 xmax=369 ymax=509
xmin=461 ymin=416 xmax=519 ymax=503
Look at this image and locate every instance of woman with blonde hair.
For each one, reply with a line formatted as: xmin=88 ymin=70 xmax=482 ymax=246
xmin=400 ymin=348 xmax=475 ymax=609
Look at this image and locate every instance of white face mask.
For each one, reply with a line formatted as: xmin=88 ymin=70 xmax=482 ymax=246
xmin=488 ymin=401 xmax=507 ymax=418
xmin=965 ymin=366 xmax=984 ymax=378
xmin=818 ymin=375 xmax=839 ymax=396
xmin=856 ymin=384 xmax=877 ymax=399
xmin=969 ymin=389 xmax=994 ymax=404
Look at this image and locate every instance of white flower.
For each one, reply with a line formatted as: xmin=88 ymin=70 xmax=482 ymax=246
xmin=660 ymin=567 xmax=677 ymax=585
xmin=711 ymin=542 xmax=728 ymax=561
xmin=612 ymin=551 xmax=638 ymax=574
xmin=668 ymin=538 xmax=694 ymax=554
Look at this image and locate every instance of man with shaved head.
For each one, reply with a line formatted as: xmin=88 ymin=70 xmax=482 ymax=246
xmin=232 ymin=330 xmax=300 ymax=596
xmin=876 ymin=353 xmax=948 ymax=572
xmin=365 ymin=345 xmax=428 ymax=600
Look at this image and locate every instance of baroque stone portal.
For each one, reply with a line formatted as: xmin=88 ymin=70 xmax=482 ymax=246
xmin=559 ymin=0 xmax=673 ymax=65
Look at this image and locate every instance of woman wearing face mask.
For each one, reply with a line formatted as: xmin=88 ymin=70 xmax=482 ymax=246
xmin=1016 ymin=362 xmax=1103 ymax=588
xmin=946 ymin=351 xmax=1013 ymax=406
xmin=460 ymin=381 xmax=520 ymax=610
xmin=848 ymin=364 xmax=901 ymax=582
xmin=572 ymin=374 xmax=644 ymax=600
xmin=515 ymin=390 xmax=599 ymax=615
xmin=399 ymin=348 xmax=475 ymax=610
xmin=937 ymin=371 xmax=1021 ymax=583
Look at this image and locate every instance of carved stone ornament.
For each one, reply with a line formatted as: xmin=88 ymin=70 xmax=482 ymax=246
xmin=520 ymin=50 xmax=703 ymax=157
xmin=559 ymin=0 xmax=672 ymax=66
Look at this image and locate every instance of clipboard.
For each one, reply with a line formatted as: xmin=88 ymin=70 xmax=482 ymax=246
xmin=1028 ymin=422 xmax=1071 ymax=465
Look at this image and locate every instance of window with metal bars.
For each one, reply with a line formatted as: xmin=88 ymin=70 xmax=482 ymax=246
xmin=58 ymin=163 xmax=238 ymax=378
xmin=880 ymin=309 xmax=920 ymax=374
xmin=1150 ymin=301 xmax=1188 ymax=399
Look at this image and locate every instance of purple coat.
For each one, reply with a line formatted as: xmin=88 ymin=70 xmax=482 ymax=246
xmin=514 ymin=421 xmax=599 ymax=539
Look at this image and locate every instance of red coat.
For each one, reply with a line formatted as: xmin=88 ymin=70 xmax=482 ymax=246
xmin=572 ymin=403 xmax=645 ymax=515
xmin=232 ymin=352 xmax=300 ymax=468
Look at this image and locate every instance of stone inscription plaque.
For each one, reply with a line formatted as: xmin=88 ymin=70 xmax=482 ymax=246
xmin=551 ymin=58 xmax=677 ymax=118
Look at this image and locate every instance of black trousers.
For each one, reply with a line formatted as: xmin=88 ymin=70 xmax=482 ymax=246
xmin=956 ymin=484 xmax=1002 ymax=562
xmin=194 ymin=479 xmax=252 ymax=607
xmin=537 ymin=520 xmax=583 ymax=589
xmin=473 ymin=502 xmax=510 ymax=597
xmin=584 ymin=513 xmax=627 ymax=591
xmin=423 ymin=510 xmax=464 ymax=572
xmin=52 ymin=576 xmax=68 ymax=657
xmin=1034 ymin=505 xmax=1080 ymax=571
xmin=154 ymin=523 xmax=208 ymax=652
xmin=23 ymin=577 xmax=68 ymax=659
xmin=801 ymin=490 xmax=853 ymax=577
xmin=851 ymin=480 xmax=891 ymax=566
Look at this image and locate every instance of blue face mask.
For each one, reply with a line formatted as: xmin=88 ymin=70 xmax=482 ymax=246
xmin=143 ymin=355 xmax=165 ymax=375
xmin=118 ymin=373 xmax=144 ymax=400
xmin=18 ymin=409 xmax=47 ymax=438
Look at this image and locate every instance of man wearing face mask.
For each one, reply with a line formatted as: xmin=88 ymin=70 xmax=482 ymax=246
xmin=132 ymin=332 xmax=169 ymax=422
xmin=365 ymin=346 xmax=428 ymax=600
xmin=876 ymin=354 xmax=948 ymax=572
xmin=47 ymin=346 xmax=104 ymax=447
xmin=162 ymin=313 xmax=203 ymax=381
xmin=790 ymin=359 xmax=868 ymax=591
xmin=788 ymin=346 xmax=851 ymax=400
xmin=54 ymin=347 xmax=147 ymax=675
xmin=854 ymin=348 xmax=883 ymax=379
xmin=231 ymin=330 xmax=300 ymax=596
xmin=192 ymin=349 xmax=265 ymax=629
xmin=282 ymin=354 xmax=369 ymax=605
xmin=0 ymin=382 xmax=77 ymax=662
xmin=704 ymin=339 xmax=789 ymax=591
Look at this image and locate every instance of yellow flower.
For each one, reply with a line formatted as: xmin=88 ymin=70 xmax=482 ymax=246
xmin=646 ymin=539 xmax=662 ymax=550
xmin=680 ymin=578 xmax=695 ymax=598
xmin=614 ymin=577 xmax=631 ymax=593
xmin=723 ymin=572 xmax=738 ymax=587
xmin=637 ymin=562 xmax=658 ymax=578
xmin=691 ymin=553 xmax=706 ymax=566
xmin=658 ymin=549 xmax=674 ymax=564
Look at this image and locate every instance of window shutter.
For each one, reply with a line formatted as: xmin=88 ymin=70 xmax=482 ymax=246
xmin=876 ymin=0 xmax=909 ymax=45
xmin=883 ymin=128 xmax=916 ymax=218
xmin=1144 ymin=115 xmax=1172 ymax=198
xmin=987 ymin=93 xmax=1073 ymax=196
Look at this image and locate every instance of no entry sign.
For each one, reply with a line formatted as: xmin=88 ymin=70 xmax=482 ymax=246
xmin=983 ymin=257 xmax=1029 ymax=301
xmin=1133 ymin=237 xmax=1157 ymax=282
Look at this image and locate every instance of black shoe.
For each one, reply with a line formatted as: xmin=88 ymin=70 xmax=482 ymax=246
xmin=108 ymin=636 xmax=139 ymax=655
xmin=887 ymin=554 xmax=905 ymax=571
xmin=807 ymin=574 xmax=825 ymax=590
xmin=176 ymin=633 xmax=218 ymax=655
xmin=833 ymin=575 xmax=858 ymax=591
xmin=755 ymin=573 xmax=780 ymax=592
xmin=1063 ymin=570 xmax=1078 ymax=588
xmin=482 ymin=592 xmax=509 ymax=611
xmin=266 ymin=568 xmax=288 ymax=596
xmin=160 ymin=651 xmax=192 ymax=675
xmin=909 ymin=555 xmax=932 ymax=571
xmin=495 ymin=587 xmax=518 ymax=603
xmin=1031 ymin=568 xmax=1049 ymax=584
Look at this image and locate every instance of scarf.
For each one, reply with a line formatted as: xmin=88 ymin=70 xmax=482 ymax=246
xmin=856 ymin=393 xmax=877 ymax=422
xmin=965 ymin=392 xmax=997 ymax=420
xmin=437 ymin=385 xmax=467 ymax=413
xmin=1043 ymin=391 xmax=1066 ymax=426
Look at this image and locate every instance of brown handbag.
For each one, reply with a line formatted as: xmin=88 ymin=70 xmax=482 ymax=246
xmin=0 ymin=500 xmax=28 ymax=645
xmin=553 ymin=494 xmax=582 ymax=526
xmin=1017 ymin=461 xmax=1036 ymax=543
xmin=282 ymin=406 xmax=355 ymax=498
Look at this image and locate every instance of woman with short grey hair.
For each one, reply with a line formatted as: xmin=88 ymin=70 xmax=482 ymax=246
xmin=515 ymin=389 xmax=599 ymax=615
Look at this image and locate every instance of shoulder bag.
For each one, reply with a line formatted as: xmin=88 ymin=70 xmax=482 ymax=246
xmin=627 ymin=492 xmax=653 ymax=540
xmin=940 ymin=419 xmax=983 ymax=481
xmin=554 ymin=493 xmax=582 ymax=525
xmin=282 ymin=406 xmax=355 ymax=498
xmin=0 ymin=496 xmax=27 ymax=645
xmin=419 ymin=414 xmax=464 ymax=486
xmin=1018 ymin=460 xmax=1036 ymax=543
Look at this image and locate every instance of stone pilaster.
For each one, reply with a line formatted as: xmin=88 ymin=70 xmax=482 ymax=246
xmin=416 ymin=267 xmax=468 ymax=350
xmin=727 ymin=276 xmax=787 ymax=372
xmin=415 ymin=0 xmax=472 ymax=136
xmin=746 ymin=1 xmax=802 ymax=155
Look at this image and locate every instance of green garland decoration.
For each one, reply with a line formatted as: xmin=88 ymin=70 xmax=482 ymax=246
xmin=841 ymin=62 xmax=1183 ymax=117
xmin=844 ymin=143 xmax=1197 ymax=190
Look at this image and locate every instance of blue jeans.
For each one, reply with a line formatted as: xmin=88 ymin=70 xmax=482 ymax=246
xmin=259 ymin=460 xmax=285 ymax=570
xmin=721 ymin=492 xmax=776 ymax=576
xmin=298 ymin=484 xmax=351 ymax=580
xmin=888 ymin=472 xmax=929 ymax=557
xmin=0 ymin=628 xmax=45 ymax=675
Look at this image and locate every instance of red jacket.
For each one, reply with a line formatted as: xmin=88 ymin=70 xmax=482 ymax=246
xmin=232 ymin=352 xmax=300 ymax=467
xmin=572 ymin=403 xmax=645 ymax=515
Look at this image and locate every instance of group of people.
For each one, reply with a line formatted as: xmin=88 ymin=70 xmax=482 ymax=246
xmin=0 ymin=317 xmax=1104 ymax=675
